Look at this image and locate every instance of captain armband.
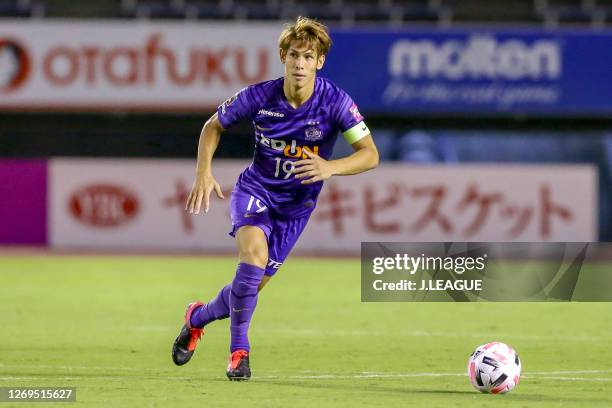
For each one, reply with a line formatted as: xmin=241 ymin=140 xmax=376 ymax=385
xmin=342 ymin=121 xmax=370 ymax=145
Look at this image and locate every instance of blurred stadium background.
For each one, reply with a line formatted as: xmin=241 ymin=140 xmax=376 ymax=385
xmin=1 ymin=2 xmax=612 ymax=406
xmin=1 ymin=0 xmax=611 ymax=249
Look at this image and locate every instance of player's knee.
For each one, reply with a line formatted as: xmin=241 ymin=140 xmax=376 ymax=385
xmin=238 ymin=244 xmax=268 ymax=269
xmin=233 ymin=262 xmax=266 ymax=294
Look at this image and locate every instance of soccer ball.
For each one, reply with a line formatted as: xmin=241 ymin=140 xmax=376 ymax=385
xmin=467 ymin=342 xmax=521 ymax=394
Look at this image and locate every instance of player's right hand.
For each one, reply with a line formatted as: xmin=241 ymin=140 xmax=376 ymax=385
xmin=185 ymin=174 xmax=225 ymax=214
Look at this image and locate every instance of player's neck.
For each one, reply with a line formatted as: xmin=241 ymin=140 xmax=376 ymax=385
xmin=283 ymin=78 xmax=315 ymax=109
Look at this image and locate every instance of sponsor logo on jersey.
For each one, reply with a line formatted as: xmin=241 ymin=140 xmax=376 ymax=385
xmin=256 ymin=134 xmax=319 ymax=159
xmin=258 ymin=109 xmax=285 ymax=117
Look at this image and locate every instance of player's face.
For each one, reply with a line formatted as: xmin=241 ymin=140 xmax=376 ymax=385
xmin=281 ymin=41 xmax=325 ymax=89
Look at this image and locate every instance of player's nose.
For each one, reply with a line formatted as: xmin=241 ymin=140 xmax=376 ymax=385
xmin=295 ymin=56 xmax=307 ymax=69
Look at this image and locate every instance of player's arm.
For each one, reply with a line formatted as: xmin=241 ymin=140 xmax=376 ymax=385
xmin=185 ymin=112 xmax=226 ymax=214
xmin=294 ymin=133 xmax=379 ymax=184
xmin=329 ymin=134 xmax=379 ymax=176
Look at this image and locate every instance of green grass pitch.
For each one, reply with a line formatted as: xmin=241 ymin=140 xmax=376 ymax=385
xmin=1 ymin=255 xmax=611 ymax=407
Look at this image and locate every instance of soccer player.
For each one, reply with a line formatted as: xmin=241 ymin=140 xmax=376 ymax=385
xmin=172 ymin=16 xmax=379 ymax=380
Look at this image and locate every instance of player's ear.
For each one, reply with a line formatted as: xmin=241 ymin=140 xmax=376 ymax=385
xmin=317 ymin=54 xmax=325 ymax=70
xmin=279 ymin=48 xmax=286 ymax=64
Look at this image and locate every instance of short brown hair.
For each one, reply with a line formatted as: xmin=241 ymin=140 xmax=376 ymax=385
xmin=278 ymin=16 xmax=332 ymax=57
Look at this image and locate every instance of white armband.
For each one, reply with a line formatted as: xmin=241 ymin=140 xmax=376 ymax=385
xmin=342 ymin=121 xmax=370 ymax=144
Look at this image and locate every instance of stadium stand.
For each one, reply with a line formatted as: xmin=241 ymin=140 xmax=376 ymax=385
xmin=536 ymin=0 xmax=592 ymax=25
xmin=1 ymin=0 xmax=607 ymax=27
xmin=0 ymin=0 xmax=41 ymax=17
xmin=443 ymin=0 xmax=542 ymax=23
xmin=183 ymin=0 xmax=235 ymax=19
xmin=290 ymin=0 xmax=345 ymax=23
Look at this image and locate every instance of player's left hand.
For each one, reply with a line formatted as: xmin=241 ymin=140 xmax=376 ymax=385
xmin=293 ymin=149 xmax=336 ymax=184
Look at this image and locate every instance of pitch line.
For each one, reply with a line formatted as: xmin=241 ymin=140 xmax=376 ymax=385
xmin=527 ymin=370 xmax=612 ymax=375
xmin=1 ymin=375 xmax=610 ymax=383
xmin=524 ymin=376 xmax=612 ymax=382
xmin=255 ymin=372 xmax=612 ymax=382
xmin=3 ymin=364 xmax=612 ymax=376
xmin=2 ymin=365 xmax=611 ymax=383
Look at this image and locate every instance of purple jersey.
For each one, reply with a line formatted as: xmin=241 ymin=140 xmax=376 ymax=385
xmin=217 ymin=77 xmax=365 ymax=218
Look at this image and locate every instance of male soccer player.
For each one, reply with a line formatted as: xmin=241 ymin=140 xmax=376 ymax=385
xmin=172 ymin=16 xmax=379 ymax=380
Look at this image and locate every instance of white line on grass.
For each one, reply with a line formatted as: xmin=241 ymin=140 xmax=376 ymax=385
xmin=523 ymin=376 xmax=612 ymax=382
xmin=528 ymin=370 xmax=612 ymax=375
xmin=0 ymin=376 xmax=197 ymax=382
xmin=2 ymin=365 xmax=611 ymax=383
xmin=0 ymin=364 xmax=165 ymax=372
xmin=1 ymin=375 xmax=611 ymax=383
xmin=2 ymin=364 xmax=611 ymax=376
xmin=255 ymin=372 xmax=612 ymax=382
xmin=256 ymin=373 xmax=465 ymax=380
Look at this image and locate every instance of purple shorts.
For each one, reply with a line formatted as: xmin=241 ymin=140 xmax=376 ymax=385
xmin=229 ymin=187 xmax=310 ymax=276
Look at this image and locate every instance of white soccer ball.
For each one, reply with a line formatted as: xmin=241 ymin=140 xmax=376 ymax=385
xmin=467 ymin=342 xmax=521 ymax=394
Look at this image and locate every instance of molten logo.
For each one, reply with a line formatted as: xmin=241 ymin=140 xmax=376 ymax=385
xmin=389 ymin=35 xmax=561 ymax=80
xmin=69 ymin=184 xmax=139 ymax=227
xmin=0 ymin=38 xmax=31 ymax=93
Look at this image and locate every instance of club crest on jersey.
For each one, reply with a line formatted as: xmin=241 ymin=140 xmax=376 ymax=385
xmin=305 ymin=126 xmax=322 ymax=141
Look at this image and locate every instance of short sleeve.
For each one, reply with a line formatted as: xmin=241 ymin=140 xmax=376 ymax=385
xmin=334 ymin=91 xmax=370 ymax=145
xmin=217 ymin=86 xmax=258 ymax=129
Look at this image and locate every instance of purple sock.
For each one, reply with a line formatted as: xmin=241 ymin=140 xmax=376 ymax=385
xmin=190 ymin=284 xmax=231 ymax=328
xmin=229 ymin=263 xmax=265 ymax=352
